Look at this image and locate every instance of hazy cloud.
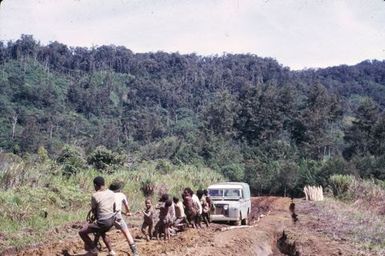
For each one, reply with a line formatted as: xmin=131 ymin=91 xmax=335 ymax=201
xmin=0 ymin=0 xmax=384 ymax=69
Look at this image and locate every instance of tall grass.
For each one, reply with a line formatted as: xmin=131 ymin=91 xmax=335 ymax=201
xmin=329 ymin=174 xmax=385 ymax=214
xmin=0 ymin=156 xmax=224 ymax=250
xmin=329 ymin=174 xmax=355 ymax=199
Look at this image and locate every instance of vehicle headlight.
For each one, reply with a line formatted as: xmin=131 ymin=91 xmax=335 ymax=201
xmin=223 ymin=205 xmax=229 ymax=210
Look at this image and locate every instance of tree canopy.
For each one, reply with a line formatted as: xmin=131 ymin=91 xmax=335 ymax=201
xmin=1 ymin=35 xmax=385 ymax=195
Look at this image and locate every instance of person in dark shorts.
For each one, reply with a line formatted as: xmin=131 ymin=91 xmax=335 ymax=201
xmin=79 ymin=176 xmax=116 ymax=255
xmin=203 ymin=189 xmax=213 ymax=222
xmin=197 ymin=189 xmax=210 ymax=227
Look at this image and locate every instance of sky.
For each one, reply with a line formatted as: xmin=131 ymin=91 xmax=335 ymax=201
xmin=0 ymin=0 xmax=384 ymax=70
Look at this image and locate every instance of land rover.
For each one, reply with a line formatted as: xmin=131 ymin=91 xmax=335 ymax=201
xmin=208 ymin=182 xmax=251 ymax=225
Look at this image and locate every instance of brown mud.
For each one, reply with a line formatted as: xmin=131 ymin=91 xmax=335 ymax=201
xmin=1 ymin=197 xmax=366 ymax=256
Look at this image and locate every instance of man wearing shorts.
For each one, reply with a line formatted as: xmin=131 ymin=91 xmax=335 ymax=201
xmin=109 ymin=181 xmax=139 ymax=256
xmin=79 ymin=176 xmax=116 ymax=255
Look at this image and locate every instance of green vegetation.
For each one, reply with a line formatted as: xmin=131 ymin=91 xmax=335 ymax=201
xmin=329 ymin=174 xmax=355 ymax=198
xmin=0 ymin=152 xmax=223 ymax=250
xmin=329 ymin=174 xmax=385 ymax=213
xmin=1 ymin=36 xmax=385 ymax=196
xmin=1 ymin=35 xmax=385 ymax=250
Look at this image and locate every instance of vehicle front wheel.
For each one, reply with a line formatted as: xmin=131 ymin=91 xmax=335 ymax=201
xmin=241 ymin=211 xmax=249 ymax=225
xmin=235 ymin=213 xmax=242 ymax=226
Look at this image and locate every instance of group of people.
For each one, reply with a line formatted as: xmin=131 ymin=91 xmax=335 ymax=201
xmin=142 ymin=187 xmax=213 ymax=241
xmin=79 ymin=176 xmax=213 ymax=256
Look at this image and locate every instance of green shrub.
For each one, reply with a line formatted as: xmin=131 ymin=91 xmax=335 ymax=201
xmin=221 ymin=163 xmax=245 ymax=182
xmin=319 ymin=157 xmax=353 ymax=182
xmin=155 ymin=159 xmax=172 ymax=174
xmin=352 ymin=155 xmax=385 ymax=180
xmin=141 ymin=136 xmax=180 ymax=160
xmin=57 ymin=145 xmax=86 ymax=176
xmin=329 ymin=174 xmax=355 ymax=198
xmin=297 ymin=159 xmax=323 ymax=187
xmin=140 ymin=178 xmax=155 ymax=197
xmin=87 ymin=146 xmax=124 ymax=171
xmin=37 ymin=146 xmax=48 ymax=162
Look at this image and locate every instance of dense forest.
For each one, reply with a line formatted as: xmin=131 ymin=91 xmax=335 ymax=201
xmin=1 ymin=35 xmax=385 ymax=195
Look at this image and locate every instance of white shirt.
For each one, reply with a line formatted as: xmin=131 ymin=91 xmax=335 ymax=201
xmin=192 ymin=194 xmax=202 ymax=214
xmin=114 ymin=192 xmax=128 ymax=212
xmin=175 ymin=201 xmax=186 ymax=218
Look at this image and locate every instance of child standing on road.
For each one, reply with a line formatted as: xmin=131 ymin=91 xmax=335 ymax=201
xmin=184 ymin=187 xmax=202 ymax=228
xmin=154 ymin=195 xmax=172 ymax=240
xmin=182 ymin=191 xmax=197 ymax=228
xmin=141 ymin=198 xmax=154 ymax=241
xmin=109 ymin=181 xmax=139 ymax=256
xmin=197 ymin=189 xmax=210 ymax=227
xmin=203 ymin=189 xmax=213 ymax=223
xmin=173 ymin=196 xmax=186 ymax=230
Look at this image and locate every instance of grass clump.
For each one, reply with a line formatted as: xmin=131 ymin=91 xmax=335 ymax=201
xmin=329 ymin=174 xmax=355 ymax=199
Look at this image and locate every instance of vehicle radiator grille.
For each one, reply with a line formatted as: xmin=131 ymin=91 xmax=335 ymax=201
xmin=214 ymin=204 xmax=226 ymax=215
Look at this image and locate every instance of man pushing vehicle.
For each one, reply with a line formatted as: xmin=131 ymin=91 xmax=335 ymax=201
xmin=79 ymin=176 xmax=117 ymax=255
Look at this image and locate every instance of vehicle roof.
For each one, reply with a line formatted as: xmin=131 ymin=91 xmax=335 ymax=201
xmin=208 ymin=182 xmax=249 ymax=189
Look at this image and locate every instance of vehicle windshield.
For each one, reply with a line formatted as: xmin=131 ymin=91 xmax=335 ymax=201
xmin=209 ymin=188 xmax=241 ymax=198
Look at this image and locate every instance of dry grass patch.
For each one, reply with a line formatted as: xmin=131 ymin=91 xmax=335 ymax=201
xmin=298 ymin=198 xmax=385 ymax=255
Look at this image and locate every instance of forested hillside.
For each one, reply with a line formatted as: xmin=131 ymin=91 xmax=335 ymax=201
xmin=1 ymin=35 xmax=385 ymax=195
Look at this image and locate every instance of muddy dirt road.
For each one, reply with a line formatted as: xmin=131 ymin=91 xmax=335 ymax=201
xmin=1 ymin=197 xmax=366 ymax=256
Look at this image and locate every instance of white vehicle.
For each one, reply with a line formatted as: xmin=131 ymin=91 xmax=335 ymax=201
xmin=208 ymin=182 xmax=251 ymax=225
